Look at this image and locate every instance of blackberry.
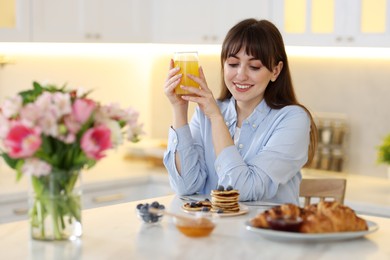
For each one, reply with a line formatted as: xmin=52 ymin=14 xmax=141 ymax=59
xmin=217 ymin=185 xmax=224 ymax=191
xmin=226 ymin=185 xmax=233 ymax=191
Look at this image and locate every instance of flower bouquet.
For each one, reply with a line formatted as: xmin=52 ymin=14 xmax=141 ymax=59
xmin=0 ymin=82 xmax=143 ymax=240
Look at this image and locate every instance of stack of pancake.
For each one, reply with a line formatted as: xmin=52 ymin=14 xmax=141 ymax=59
xmin=210 ymin=188 xmax=240 ymax=213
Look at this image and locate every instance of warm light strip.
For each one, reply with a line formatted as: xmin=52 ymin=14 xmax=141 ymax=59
xmin=0 ymin=43 xmax=222 ymax=57
xmin=286 ymin=46 xmax=390 ymax=59
xmin=0 ymin=42 xmax=390 ymax=59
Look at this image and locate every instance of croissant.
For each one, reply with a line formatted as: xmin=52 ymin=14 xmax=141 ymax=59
xmin=301 ymin=201 xmax=368 ymax=233
xmin=250 ymin=201 xmax=368 ymax=233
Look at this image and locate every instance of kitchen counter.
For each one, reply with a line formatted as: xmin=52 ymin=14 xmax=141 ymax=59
xmin=1 ymin=194 xmax=389 ymax=260
xmin=1 ymin=149 xmax=390 ymax=221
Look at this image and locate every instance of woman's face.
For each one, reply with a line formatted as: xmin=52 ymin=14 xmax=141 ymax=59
xmin=223 ymin=48 xmax=275 ymax=109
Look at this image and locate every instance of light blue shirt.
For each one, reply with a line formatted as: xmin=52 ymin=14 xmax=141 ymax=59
xmin=163 ymin=97 xmax=310 ymax=204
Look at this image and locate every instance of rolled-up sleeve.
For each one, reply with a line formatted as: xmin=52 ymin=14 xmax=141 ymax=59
xmin=163 ymin=124 xmax=207 ymax=195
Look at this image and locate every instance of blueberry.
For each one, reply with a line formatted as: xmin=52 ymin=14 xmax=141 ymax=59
xmin=142 ymin=214 xmax=152 ymax=222
xmin=158 ymin=204 xmax=165 ymax=210
xmin=226 ymin=185 xmax=233 ymax=191
xmin=190 ymin=202 xmax=197 ymax=208
xmin=196 ymin=201 xmax=203 ymax=207
xmin=217 ymin=185 xmax=224 ymax=191
xmin=201 ymin=207 xmax=210 ymax=212
xmin=151 ymin=215 xmax=159 ymax=223
xmin=151 ymin=201 xmax=160 ymax=208
xmin=136 ymin=203 xmax=143 ymax=210
xmin=204 ymin=198 xmax=210 ymax=202
xmin=217 ymin=209 xmax=224 ymax=214
xmin=140 ymin=205 xmax=149 ymax=214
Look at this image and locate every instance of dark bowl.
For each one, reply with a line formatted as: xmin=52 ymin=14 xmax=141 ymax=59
xmin=266 ymin=216 xmax=303 ymax=232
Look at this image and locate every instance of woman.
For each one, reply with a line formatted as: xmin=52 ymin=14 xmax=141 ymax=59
xmin=163 ymin=19 xmax=317 ymax=204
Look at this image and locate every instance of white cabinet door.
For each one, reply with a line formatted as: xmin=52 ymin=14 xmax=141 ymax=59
xmin=272 ymin=0 xmax=390 ymax=47
xmin=32 ymin=0 xmax=152 ymax=42
xmin=151 ymin=0 xmax=271 ymax=44
xmin=0 ymin=0 xmax=30 ymax=41
xmin=150 ymin=0 xmax=214 ymax=44
xmin=346 ymin=0 xmax=390 ymax=47
xmin=31 ymin=0 xmax=85 ymax=42
xmin=83 ymin=0 xmax=152 ymax=42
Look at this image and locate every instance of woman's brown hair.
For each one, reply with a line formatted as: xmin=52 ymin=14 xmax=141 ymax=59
xmin=219 ymin=19 xmax=317 ymax=166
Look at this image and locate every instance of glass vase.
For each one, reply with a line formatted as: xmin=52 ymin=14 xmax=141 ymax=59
xmin=29 ymin=169 xmax=83 ymax=241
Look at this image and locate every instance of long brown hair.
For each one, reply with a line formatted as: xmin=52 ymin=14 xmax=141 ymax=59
xmin=219 ymin=19 xmax=317 ymax=166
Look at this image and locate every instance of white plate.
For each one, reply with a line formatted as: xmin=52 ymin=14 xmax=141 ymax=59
xmin=245 ymin=220 xmax=378 ymax=242
xmin=182 ymin=204 xmax=249 ymax=217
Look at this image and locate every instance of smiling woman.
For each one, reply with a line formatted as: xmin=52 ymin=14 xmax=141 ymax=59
xmin=163 ymin=19 xmax=317 ymax=204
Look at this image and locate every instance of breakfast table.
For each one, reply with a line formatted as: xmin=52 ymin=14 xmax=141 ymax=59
xmin=1 ymin=194 xmax=389 ymax=260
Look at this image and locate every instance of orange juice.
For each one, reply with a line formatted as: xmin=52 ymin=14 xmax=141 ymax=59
xmin=173 ymin=52 xmax=200 ymax=95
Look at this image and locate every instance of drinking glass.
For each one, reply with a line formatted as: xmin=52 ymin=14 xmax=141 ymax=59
xmin=173 ymin=51 xmax=200 ymax=95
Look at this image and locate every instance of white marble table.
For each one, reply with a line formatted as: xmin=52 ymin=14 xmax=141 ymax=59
xmin=1 ymin=194 xmax=390 ymax=260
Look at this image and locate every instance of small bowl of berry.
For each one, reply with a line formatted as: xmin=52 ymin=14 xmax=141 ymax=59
xmin=136 ymin=201 xmax=165 ymax=224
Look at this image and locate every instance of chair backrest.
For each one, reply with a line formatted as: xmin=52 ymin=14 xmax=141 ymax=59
xmin=299 ymin=178 xmax=347 ymax=207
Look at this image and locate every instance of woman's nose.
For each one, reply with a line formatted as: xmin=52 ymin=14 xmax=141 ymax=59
xmin=236 ymin=66 xmax=248 ymax=80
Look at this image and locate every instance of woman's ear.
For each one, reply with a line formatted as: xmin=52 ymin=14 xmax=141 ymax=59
xmin=271 ymin=61 xmax=283 ymax=82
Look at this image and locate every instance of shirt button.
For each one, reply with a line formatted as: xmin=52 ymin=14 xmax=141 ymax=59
xmin=225 ymin=121 xmax=229 ymax=126
xmin=173 ymin=139 xmax=177 ymax=144
xmin=239 ymin=144 xmax=244 ymax=149
xmin=252 ymin=124 xmax=256 ymax=128
xmin=217 ymin=166 xmax=221 ymax=171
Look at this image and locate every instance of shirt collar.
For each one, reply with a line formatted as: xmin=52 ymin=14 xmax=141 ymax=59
xmin=224 ymin=97 xmax=272 ymax=130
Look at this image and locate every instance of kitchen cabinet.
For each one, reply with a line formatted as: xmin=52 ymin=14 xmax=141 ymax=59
xmin=31 ymin=0 xmax=152 ymax=42
xmin=0 ymin=0 xmax=30 ymax=41
xmin=150 ymin=0 xmax=271 ymax=44
xmin=271 ymin=0 xmax=390 ymax=47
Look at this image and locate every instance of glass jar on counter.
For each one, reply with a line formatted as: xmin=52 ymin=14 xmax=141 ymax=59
xmin=331 ymin=120 xmax=346 ymax=145
xmin=319 ymin=147 xmax=331 ymax=170
xmin=320 ymin=119 xmax=333 ymax=145
xmin=330 ymin=148 xmax=344 ymax=172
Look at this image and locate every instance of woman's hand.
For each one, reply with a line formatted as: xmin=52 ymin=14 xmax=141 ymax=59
xmin=180 ymin=67 xmax=222 ymax=121
xmin=164 ymin=59 xmax=189 ymax=129
xmin=164 ymin=59 xmax=188 ymax=108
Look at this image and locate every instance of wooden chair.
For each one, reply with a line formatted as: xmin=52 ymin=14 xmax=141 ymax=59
xmin=299 ymin=178 xmax=347 ymax=206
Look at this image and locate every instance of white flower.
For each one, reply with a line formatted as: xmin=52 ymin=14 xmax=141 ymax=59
xmin=22 ymin=158 xmax=52 ymax=177
xmin=35 ymin=92 xmax=52 ymax=112
xmin=38 ymin=110 xmax=58 ymax=137
xmin=19 ymin=103 xmax=42 ymax=127
xmin=52 ymin=92 xmax=72 ymax=117
xmin=1 ymin=95 xmax=22 ymax=118
xmin=105 ymin=120 xmax=123 ymax=147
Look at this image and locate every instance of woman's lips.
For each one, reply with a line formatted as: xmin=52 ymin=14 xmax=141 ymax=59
xmin=234 ymin=83 xmax=253 ymax=92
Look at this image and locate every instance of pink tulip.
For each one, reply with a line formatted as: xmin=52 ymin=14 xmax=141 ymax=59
xmin=81 ymin=125 xmax=112 ymax=160
xmin=4 ymin=123 xmax=42 ymax=159
xmin=72 ymin=99 xmax=96 ymax=124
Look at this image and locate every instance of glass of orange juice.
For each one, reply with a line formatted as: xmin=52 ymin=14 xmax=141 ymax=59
xmin=173 ymin=51 xmax=200 ymax=95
